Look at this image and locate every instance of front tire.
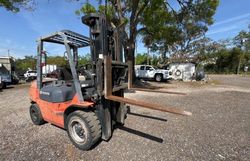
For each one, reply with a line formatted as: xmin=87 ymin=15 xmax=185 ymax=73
xmin=30 ymin=104 xmax=45 ymax=125
xmin=155 ymin=74 xmax=163 ymax=82
xmin=66 ymin=111 xmax=101 ymax=151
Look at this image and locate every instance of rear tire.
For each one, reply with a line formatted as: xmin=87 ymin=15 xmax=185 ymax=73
xmin=66 ymin=111 xmax=101 ymax=151
xmin=30 ymin=104 xmax=45 ymax=125
xmin=155 ymin=74 xmax=163 ymax=82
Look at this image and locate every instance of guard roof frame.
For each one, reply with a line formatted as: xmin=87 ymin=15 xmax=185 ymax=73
xmin=38 ymin=30 xmax=90 ymax=48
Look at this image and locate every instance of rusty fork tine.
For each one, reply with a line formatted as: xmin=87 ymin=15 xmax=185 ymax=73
xmin=106 ymin=95 xmax=192 ymax=116
xmin=131 ymin=88 xmax=187 ymax=95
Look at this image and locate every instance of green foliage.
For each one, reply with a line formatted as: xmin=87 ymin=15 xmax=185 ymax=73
xmin=15 ymin=54 xmax=91 ymax=73
xmin=143 ymin=0 xmax=219 ymax=56
xmin=78 ymin=54 xmax=91 ymax=66
xmin=75 ymin=3 xmax=96 ymax=15
xmin=75 ymin=3 xmax=116 ymax=22
xmin=0 ymin=0 xmax=34 ymax=12
xmin=98 ymin=4 xmax=116 ymax=21
xmin=204 ymin=48 xmax=250 ymax=74
xmin=151 ymin=55 xmax=160 ymax=66
xmin=47 ymin=56 xmax=67 ymax=67
xmin=142 ymin=0 xmax=180 ymax=49
xmin=233 ymin=30 xmax=250 ymax=51
xmin=216 ymin=48 xmax=239 ymax=73
xmin=15 ymin=55 xmax=36 ymax=71
xmin=199 ymin=27 xmax=250 ymax=74
xmin=135 ymin=53 xmax=148 ymax=65
xmin=135 ymin=53 xmax=160 ymax=67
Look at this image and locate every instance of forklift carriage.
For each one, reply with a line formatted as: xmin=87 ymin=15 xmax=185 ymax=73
xmin=29 ymin=14 xmax=191 ymax=150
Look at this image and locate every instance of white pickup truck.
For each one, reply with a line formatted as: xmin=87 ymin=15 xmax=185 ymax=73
xmin=24 ymin=70 xmax=37 ymax=80
xmin=135 ymin=65 xmax=170 ymax=82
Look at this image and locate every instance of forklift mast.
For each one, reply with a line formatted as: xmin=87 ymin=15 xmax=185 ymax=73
xmin=82 ymin=14 xmax=128 ymax=96
xmin=81 ymin=14 xmax=191 ymax=116
xmin=82 ymin=14 xmax=129 ymax=140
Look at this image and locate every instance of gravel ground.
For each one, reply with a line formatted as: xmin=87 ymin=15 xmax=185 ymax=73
xmin=0 ymin=75 xmax=249 ymax=161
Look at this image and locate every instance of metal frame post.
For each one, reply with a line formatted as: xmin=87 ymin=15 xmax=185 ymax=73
xmin=37 ymin=40 xmax=43 ymax=90
xmin=62 ymin=34 xmax=84 ymax=102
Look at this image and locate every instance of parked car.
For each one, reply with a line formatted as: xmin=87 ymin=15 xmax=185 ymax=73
xmin=135 ymin=65 xmax=170 ymax=82
xmin=24 ymin=70 xmax=37 ymax=80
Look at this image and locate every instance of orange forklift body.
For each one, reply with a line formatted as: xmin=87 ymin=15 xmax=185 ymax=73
xmin=29 ymin=81 xmax=94 ymax=128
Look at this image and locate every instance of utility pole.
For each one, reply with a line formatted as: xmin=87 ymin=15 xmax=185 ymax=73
xmin=7 ymin=49 xmax=10 ymax=57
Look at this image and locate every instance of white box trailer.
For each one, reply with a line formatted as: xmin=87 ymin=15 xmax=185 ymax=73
xmin=166 ymin=63 xmax=195 ymax=81
xmin=42 ymin=65 xmax=57 ymax=74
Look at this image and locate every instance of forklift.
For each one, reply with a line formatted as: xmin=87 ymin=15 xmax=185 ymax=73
xmin=29 ymin=14 xmax=191 ymax=150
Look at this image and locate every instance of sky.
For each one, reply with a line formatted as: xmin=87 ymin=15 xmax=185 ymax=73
xmin=0 ymin=0 xmax=249 ymax=58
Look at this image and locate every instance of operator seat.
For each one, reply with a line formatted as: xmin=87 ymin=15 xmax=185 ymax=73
xmin=58 ymin=67 xmax=73 ymax=81
xmin=40 ymin=67 xmax=75 ymax=103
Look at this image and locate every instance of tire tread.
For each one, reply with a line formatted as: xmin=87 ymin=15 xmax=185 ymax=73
xmin=66 ymin=110 xmax=101 ymax=150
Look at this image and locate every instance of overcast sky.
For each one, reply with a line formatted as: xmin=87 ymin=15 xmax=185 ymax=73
xmin=0 ymin=0 xmax=249 ymax=58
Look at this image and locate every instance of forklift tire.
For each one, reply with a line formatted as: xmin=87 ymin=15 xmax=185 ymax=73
xmin=66 ymin=110 xmax=101 ymax=150
xmin=30 ymin=104 xmax=45 ymax=125
xmin=155 ymin=74 xmax=163 ymax=82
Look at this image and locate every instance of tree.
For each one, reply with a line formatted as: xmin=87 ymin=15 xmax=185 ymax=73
xmin=233 ymin=29 xmax=250 ymax=74
xmin=204 ymin=47 xmax=249 ymax=74
xmin=15 ymin=55 xmax=36 ymax=72
xmin=148 ymin=0 xmax=219 ymax=60
xmin=0 ymin=0 xmax=35 ymax=12
xmin=78 ymin=54 xmax=91 ymax=66
xmin=47 ymin=56 xmax=67 ymax=67
xmin=186 ymin=37 xmax=225 ymax=63
xmin=135 ymin=53 xmax=148 ymax=65
xmin=75 ymin=0 xmax=218 ymax=81
xmin=201 ymin=25 xmax=250 ymax=74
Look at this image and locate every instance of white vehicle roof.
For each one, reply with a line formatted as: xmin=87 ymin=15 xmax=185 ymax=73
xmin=135 ymin=65 xmax=153 ymax=67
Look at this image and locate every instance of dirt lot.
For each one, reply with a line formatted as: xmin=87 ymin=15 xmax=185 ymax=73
xmin=0 ymin=75 xmax=249 ymax=161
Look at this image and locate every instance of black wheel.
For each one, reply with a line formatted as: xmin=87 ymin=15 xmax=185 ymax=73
xmin=2 ymin=82 xmax=6 ymax=89
xmin=155 ymin=74 xmax=163 ymax=82
xmin=66 ymin=111 xmax=101 ymax=150
xmin=30 ymin=104 xmax=45 ymax=125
